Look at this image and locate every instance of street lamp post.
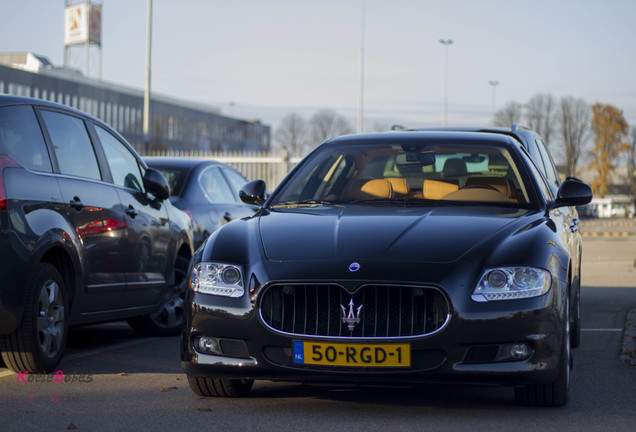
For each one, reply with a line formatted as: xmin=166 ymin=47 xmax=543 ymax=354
xmin=488 ymin=80 xmax=500 ymax=126
xmin=439 ymin=39 xmax=453 ymax=127
xmin=357 ymin=0 xmax=366 ymax=134
xmin=143 ymin=0 xmax=153 ymax=149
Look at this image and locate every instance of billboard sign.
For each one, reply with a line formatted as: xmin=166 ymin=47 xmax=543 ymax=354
xmin=64 ymin=3 xmax=101 ymax=46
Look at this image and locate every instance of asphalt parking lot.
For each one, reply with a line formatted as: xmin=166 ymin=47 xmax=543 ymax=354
xmin=1 ymin=218 xmax=635 ymax=431
xmin=579 ymin=217 xmax=636 ymax=367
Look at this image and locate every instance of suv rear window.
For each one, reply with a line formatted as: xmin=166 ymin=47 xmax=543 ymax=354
xmin=0 ymin=105 xmax=52 ymax=172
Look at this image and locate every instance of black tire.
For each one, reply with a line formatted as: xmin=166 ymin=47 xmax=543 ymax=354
xmin=0 ymin=263 xmax=68 ymax=373
xmin=187 ymin=376 xmax=254 ymax=398
xmin=515 ymin=298 xmax=571 ymax=407
xmin=570 ymin=284 xmax=581 ymax=349
xmin=128 ymin=255 xmax=190 ymax=336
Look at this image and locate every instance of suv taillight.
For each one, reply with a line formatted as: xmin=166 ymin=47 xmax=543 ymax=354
xmin=0 ymin=155 xmax=20 ymax=211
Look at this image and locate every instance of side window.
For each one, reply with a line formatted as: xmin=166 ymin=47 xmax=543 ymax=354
xmin=199 ymin=167 xmax=236 ymax=203
xmin=535 ymin=138 xmax=560 ymax=186
xmin=0 ymin=105 xmax=52 ymax=172
xmin=95 ymin=125 xmax=144 ymax=191
xmin=221 ymin=167 xmax=248 ymax=198
xmin=40 ymin=110 xmax=101 ymax=180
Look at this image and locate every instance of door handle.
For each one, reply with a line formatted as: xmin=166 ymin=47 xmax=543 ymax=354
xmin=70 ymin=197 xmax=84 ymax=211
xmin=126 ymin=205 xmax=138 ymax=218
xmin=223 ymin=212 xmax=232 ymax=222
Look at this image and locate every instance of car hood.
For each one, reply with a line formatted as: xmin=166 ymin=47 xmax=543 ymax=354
xmin=258 ymin=205 xmax=532 ymax=263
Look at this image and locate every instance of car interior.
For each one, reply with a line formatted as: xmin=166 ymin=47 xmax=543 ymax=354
xmin=273 ymin=142 xmax=532 ymax=207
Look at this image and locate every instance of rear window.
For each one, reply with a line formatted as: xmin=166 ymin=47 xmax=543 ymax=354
xmin=0 ymin=105 xmax=52 ymax=172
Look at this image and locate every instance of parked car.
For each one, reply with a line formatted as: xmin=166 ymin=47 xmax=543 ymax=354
xmin=0 ymin=95 xmax=194 ymax=373
xmin=181 ymin=131 xmax=592 ymax=407
xmin=393 ymin=124 xmax=563 ymax=195
xmin=144 ymin=157 xmax=258 ymax=249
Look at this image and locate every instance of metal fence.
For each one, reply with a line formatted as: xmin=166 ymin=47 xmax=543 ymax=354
xmin=144 ymin=149 xmax=304 ymax=188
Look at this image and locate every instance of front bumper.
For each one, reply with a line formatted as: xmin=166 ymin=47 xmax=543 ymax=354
xmin=181 ymin=280 xmax=564 ymax=388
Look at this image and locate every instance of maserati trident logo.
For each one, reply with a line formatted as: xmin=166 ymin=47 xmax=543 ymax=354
xmin=340 ymin=299 xmax=363 ymax=331
xmin=348 ymin=262 xmax=360 ymax=272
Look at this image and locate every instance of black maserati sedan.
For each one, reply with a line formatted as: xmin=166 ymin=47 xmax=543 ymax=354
xmin=144 ymin=157 xmax=258 ymax=249
xmin=181 ymin=131 xmax=592 ymax=407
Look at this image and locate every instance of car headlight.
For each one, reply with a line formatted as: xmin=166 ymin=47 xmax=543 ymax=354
xmin=471 ymin=267 xmax=551 ymax=302
xmin=190 ymin=262 xmax=244 ymax=297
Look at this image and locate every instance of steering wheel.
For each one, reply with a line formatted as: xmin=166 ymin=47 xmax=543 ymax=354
xmin=461 ymin=184 xmax=499 ymax=192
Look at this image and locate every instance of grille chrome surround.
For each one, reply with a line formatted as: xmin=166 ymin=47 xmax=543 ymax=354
xmin=259 ymin=283 xmax=450 ymax=338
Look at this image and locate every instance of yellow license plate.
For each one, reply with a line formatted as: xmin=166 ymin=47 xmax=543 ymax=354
xmin=293 ymin=341 xmax=410 ymax=367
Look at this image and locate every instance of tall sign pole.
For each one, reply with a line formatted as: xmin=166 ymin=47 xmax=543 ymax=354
xmin=143 ymin=0 xmax=153 ymax=148
xmin=357 ymin=0 xmax=366 ymax=134
xmin=64 ymin=1 xmax=102 ymax=79
xmin=439 ymin=39 xmax=453 ymax=127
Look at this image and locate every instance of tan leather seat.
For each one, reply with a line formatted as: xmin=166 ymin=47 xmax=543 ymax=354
xmin=422 ymin=179 xmax=459 ymax=200
xmin=346 ymin=179 xmax=394 ymax=200
xmin=386 ymin=178 xmax=409 ymax=197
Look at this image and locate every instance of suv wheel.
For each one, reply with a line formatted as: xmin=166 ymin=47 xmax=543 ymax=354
xmin=0 ymin=263 xmax=68 ymax=373
xmin=127 ymin=255 xmax=189 ymax=336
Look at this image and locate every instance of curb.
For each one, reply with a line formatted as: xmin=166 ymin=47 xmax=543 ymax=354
xmin=620 ymin=308 xmax=636 ymax=367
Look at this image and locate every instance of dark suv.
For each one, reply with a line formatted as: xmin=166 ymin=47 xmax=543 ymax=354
xmin=0 ymin=95 xmax=194 ymax=373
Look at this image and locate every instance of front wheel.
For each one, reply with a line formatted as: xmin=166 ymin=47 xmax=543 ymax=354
xmin=570 ymin=285 xmax=581 ymax=349
xmin=187 ymin=376 xmax=254 ymax=397
xmin=128 ymin=255 xmax=189 ymax=336
xmin=0 ymin=263 xmax=68 ymax=373
xmin=515 ymin=298 xmax=571 ymax=407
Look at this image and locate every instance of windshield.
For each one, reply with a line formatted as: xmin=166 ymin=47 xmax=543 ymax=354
xmin=270 ymin=140 xmax=533 ymax=208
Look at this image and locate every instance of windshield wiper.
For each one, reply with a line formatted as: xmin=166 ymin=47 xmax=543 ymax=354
xmin=270 ymin=199 xmax=333 ymax=208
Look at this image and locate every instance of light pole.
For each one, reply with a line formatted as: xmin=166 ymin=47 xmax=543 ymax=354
xmin=357 ymin=0 xmax=366 ymax=133
xmin=488 ymin=80 xmax=500 ymax=126
xmin=439 ymin=39 xmax=453 ymax=127
xmin=143 ymin=0 xmax=153 ymax=148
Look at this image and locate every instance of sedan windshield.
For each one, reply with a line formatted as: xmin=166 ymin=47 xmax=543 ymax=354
xmin=270 ymin=140 xmax=533 ymax=207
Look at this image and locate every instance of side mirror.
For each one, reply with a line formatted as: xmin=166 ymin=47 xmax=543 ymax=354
xmin=143 ymin=168 xmax=170 ymax=201
xmin=239 ymin=180 xmax=267 ymax=206
xmin=549 ymin=178 xmax=593 ymax=210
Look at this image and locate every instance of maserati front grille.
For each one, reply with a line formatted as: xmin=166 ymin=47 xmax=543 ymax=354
xmin=259 ymin=283 xmax=450 ymax=338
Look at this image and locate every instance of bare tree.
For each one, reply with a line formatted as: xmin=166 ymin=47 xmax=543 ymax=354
xmin=493 ymin=101 xmax=523 ymax=127
xmin=558 ymin=96 xmax=590 ymax=178
xmin=526 ymin=93 xmax=557 ymax=145
xmin=309 ymin=109 xmax=354 ymax=146
xmin=274 ymin=112 xmax=308 ymax=157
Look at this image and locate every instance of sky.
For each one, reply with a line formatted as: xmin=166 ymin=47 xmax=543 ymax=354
xmin=2 ymin=0 xmax=636 ymax=145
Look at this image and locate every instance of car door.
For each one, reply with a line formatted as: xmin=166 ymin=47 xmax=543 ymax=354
xmin=37 ymin=108 xmax=128 ymax=313
xmin=93 ymin=124 xmax=171 ymax=308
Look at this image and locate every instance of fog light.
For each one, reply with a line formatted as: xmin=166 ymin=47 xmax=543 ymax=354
xmin=509 ymin=343 xmax=530 ymax=360
xmin=195 ymin=336 xmax=221 ymax=354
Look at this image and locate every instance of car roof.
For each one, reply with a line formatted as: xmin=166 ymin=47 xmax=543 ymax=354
xmin=144 ymin=157 xmax=224 ymax=169
xmin=389 ymin=125 xmax=538 ymax=149
xmin=0 ymin=94 xmax=101 ymax=121
xmin=324 ymin=130 xmax=522 ymax=148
